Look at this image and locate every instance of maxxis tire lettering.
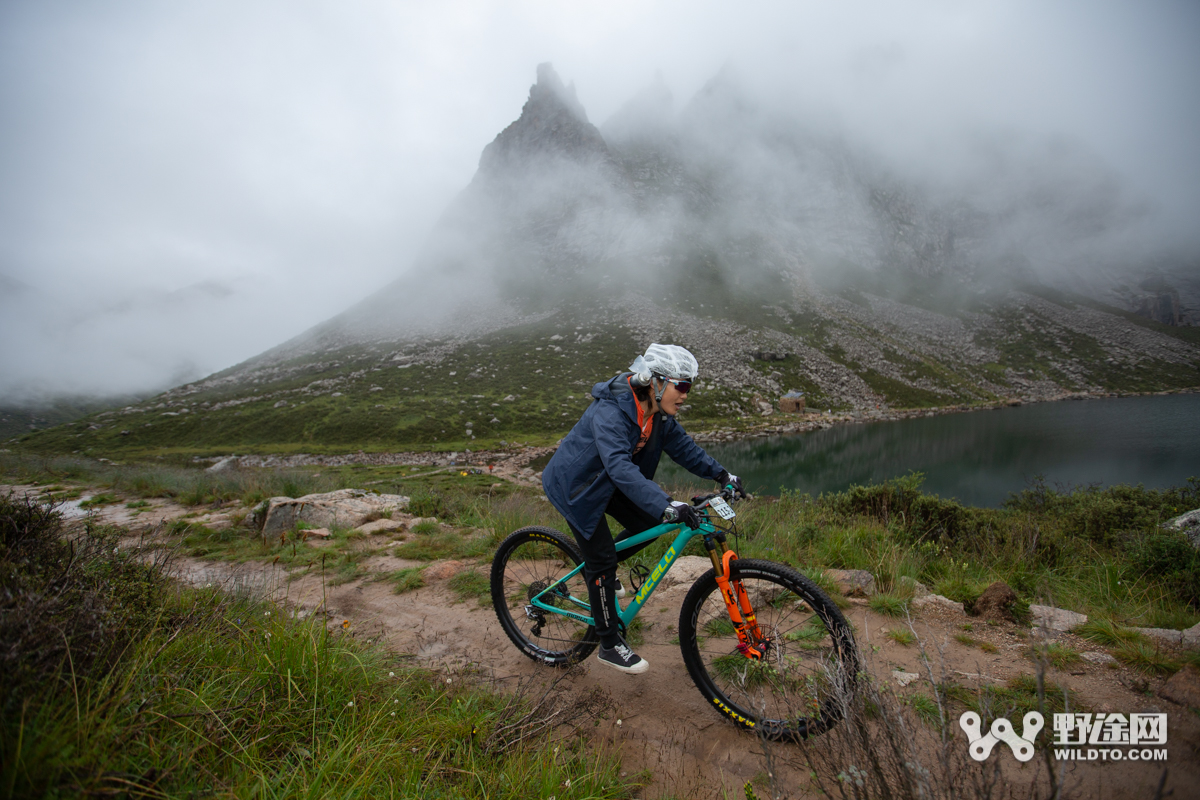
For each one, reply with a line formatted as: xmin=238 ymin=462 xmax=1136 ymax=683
xmin=678 ymin=559 xmax=858 ymax=741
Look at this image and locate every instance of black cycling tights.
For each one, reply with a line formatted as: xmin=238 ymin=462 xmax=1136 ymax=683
xmin=570 ymin=491 xmax=662 ymax=648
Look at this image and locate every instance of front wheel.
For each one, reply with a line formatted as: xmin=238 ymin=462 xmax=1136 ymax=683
xmin=490 ymin=526 xmax=598 ymax=665
xmin=679 ymin=559 xmax=859 ymax=740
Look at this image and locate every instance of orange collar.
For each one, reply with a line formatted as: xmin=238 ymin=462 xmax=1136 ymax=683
xmin=627 ymin=376 xmax=654 ymax=448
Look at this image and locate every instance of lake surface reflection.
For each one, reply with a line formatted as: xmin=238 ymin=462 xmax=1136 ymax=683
xmin=662 ymin=393 xmax=1200 ymax=508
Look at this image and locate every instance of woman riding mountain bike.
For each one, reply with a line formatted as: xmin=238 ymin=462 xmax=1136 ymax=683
xmin=541 ymin=343 xmax=745 ymax=674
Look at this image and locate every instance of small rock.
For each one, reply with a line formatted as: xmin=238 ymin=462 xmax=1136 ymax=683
xmin=892 ymin=670 xmax=920 ymax=688
xmin=1158 ymin=664 xmax=1200 ymax=709
xmin=1130 ymin=627 xmax=1184 ymax=645
xmin=1029 ymin=604 xmax=1087 ymax=632
xmin=972 ymin=581 xmax=1019 ymax=623
xmin=356 ymin=519 xmax=405 ymax=535
xmin=1161 ymin=508 xmax=1200 ymax=548
xmin=912 ymin=594 xmax=965 ymax=613
xmin=302 ymin=528 xmax=332 ymax=539
xmin=207 ymin=456 xmax=237 ymax=473
xmin=1183 ymin=621 xmax=1200 ymax=649
xmin=825 ymin=569 xmax=876 ymax=597
xmin=1081 ymin=651 xmax=1117 ymax=665
xmin=898 ymin=576 xmax=931 ymax=598
xmin=408 ymin=517 xmax=439 ymax=528
xmin=425 ymin=560 xmax=465 ymax=581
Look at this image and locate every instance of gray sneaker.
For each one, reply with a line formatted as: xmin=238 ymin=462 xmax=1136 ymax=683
xmin=597 ymin=642 xmax=649 ymax=674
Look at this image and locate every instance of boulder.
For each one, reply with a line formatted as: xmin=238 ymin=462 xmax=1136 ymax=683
xmin=261 ymin=489 xmax=409 ymax=537
xmin=1158 ymin=664 xmax=1200 ymax=710
xmin=1029 ymin=604 xmax=1087 ymax=632
xmin=1162 ymin=508 xmax=1200 ymax=548
xmin=912 ymin=594 xmax=965 ymax=613
xmin=1130 ymin=627 xmax=1184 ymax=645
xmin=898 ymin=576 xmax=932 ymax=598
xmin=825 ymin=569 xmax=876 ymax=597
xmin=1184 ymin=621 xmax=1200 ymax=649
xmin=972 ymin=581 xmax=1019 ymax=622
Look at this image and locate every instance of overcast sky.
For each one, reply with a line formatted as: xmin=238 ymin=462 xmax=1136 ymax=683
xmin=2 ymin=0 xmax=1197 ymax=404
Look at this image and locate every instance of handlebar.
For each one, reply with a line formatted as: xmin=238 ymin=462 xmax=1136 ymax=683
xmin=689 ymin=485 xmax=747 ymax=509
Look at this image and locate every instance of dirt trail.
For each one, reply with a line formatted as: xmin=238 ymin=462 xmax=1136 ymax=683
xmin=8 ymin=483 xmax=1199 ymax=799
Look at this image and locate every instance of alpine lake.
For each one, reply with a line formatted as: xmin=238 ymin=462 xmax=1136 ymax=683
xmin=660 ymin=393 xmax=1200 ymax=508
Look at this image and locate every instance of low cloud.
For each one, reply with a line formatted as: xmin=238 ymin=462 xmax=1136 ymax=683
xmin=1 ymin=1 xmax=1196 ymax=402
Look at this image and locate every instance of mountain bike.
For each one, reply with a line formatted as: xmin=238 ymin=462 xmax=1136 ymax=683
xmin=489 ymin=489 xmax=859 ymax=740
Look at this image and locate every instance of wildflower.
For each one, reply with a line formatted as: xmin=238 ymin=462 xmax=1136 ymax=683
xmin=446 ymin=678 xmax=452 ymax=684
xmin=264 ymin=611 xmax=271 ymax=617
xmin=390 ymin=711 xmax=396 ymax=716
xmin=394 ymin=699 xmax=399 ymax=704
xmin=563 ymin=779 xmax=571 ymax=788
xmin=347 ymin=701 xmax=354 ymax=707
xmin=616 ymin=719 xmax=622 ymax=728
xmin=342 ymin=619 xmax=350 ymax=630
xmin=389 ymin=671 xmax=394 ymax=677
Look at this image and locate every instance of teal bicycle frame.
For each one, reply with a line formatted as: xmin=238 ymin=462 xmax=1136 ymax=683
xmin=529 ymin=517 xmax=720 ymax=630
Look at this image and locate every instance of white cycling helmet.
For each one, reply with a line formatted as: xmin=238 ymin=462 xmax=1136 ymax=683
xmin=629 ymin=343 xmax=698 ymax=401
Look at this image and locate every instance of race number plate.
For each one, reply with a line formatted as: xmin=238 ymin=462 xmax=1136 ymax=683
xmin=709 ymin=496 xmax=736 ymax=520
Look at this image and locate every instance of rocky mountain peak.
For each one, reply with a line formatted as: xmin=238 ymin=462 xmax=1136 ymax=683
xmin=601 ymin=71 xmax=674 ymax=144
xmin=476 ymin=62 xmax=610 ymax=178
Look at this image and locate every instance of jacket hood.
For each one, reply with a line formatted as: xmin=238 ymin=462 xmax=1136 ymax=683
xmin=591 ymin=373 xmax=639 ymax=422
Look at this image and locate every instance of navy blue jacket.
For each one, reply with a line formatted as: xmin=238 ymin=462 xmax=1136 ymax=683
xmin=542 ymin=373 xmax=725 ymax=538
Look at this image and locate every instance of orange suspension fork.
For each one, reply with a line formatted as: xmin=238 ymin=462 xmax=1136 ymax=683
xmin=713 ymin=550 xmax=769 ymax=660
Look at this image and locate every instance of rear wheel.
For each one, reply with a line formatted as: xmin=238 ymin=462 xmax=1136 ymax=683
xmin=679 ymin=559 xmax=858 ymax=740
xmin=490 ymin=526 xmax=597 ymax=665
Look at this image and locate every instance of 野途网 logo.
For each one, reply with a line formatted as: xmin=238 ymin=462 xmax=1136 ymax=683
xmin=960 ymin=711 xmax=1043 ymax=762
xmin=961 ymin=711 xmax=1169 ymax=763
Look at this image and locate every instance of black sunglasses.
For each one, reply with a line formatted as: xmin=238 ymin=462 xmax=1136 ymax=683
xmin=664 ymin=378 xmax=692 ymax=393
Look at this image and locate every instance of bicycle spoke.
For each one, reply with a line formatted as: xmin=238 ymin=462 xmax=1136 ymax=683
xmin=491 ymin=527 xmax=597 ymax=664
xmin=680 ymin=559 xmax=857 ymax=739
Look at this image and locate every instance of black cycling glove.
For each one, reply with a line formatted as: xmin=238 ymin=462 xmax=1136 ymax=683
xmin=718 ymin=471 xmax=746 ymax=499
xmin=663 ymin=500 xmax=702 ymax=529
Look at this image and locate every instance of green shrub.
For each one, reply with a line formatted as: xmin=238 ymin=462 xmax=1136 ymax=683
xmin=0 ymin=493 xmax=167 ymax=703
xmin=1005 ymin=477 xmax=1200 ymax=546
xmin=1128 ymin=531 xmax=1200 ymax=606
xmin=409 ymin=489 xmax=451 ymax=519
xmin=826 ymin=472 xmax=979 ymax=542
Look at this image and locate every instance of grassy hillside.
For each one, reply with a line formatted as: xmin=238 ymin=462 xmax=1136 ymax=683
xmin=9 ymin=284 xmax=1200 ymax=460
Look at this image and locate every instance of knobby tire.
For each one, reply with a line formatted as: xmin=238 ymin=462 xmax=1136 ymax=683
xmin=679 ymin=559 xmax=859 ymax=740
xmin=490 ymin=526 xmax=598 ymax=665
